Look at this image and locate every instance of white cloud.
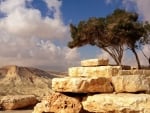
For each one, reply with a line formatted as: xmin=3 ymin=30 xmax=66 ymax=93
xmin=0 ymin=0 xmax=80 ymax=71
xmin=122 ymin=0 xmax=150 ymax=21
xmin=44 ymin=0 xmax=62 ymax=19
xmin=133 ymin=0 xmax=150 ymax=21
xmin=0 ymin=30 xmax=80 ymax=71
xmin=0 ymin=0 xmax=68 ymax=39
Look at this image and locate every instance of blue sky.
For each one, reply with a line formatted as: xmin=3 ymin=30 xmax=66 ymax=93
xmin=0 ymin=0 xmax=149 ymax=71
xmin=61 ymin=0 xmax=118 ymax=24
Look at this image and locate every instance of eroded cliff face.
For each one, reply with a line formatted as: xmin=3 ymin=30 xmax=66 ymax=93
xmin=0 ymin=65 xmax=57 ymax=99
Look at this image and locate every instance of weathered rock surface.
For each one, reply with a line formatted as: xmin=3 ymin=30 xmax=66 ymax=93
xmin=112 ymin=75 xmax=150 ymax=93
xmin=69 ymin=66 xmax=121 ymax=77
xmin=118 ymin=69 xmax=150 ymax=76
xmin=81 ymin=59 xmax=109 ymax=67
xmin=0 ymin=95 xmax=37 ymax=110
xmin=82 ymin=93 xmax=150 ymax=113
xmin=52 ymin=77 xmax=113 ymax=93
xmin=33 ymin=92 xmax=82 ymax=113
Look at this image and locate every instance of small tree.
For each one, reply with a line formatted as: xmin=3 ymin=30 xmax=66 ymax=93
xmin=139 ymin=22 xmax=150 ymax=67
xmin=68 ymin=9 xmax=150 ymax=68
xmin=68 ymin=17 xmax=124 ymax=65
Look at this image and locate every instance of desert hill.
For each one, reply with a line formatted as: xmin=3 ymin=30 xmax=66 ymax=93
xmin=0 ymin=65 xmax=63 ymax=99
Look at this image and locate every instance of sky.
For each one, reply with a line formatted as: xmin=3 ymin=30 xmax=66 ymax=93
xmin=0 ymin=0 xmax=150 ymax=71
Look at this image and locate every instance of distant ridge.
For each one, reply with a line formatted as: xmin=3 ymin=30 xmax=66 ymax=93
xmin=0 ymin=65 xmax=62 ymax=99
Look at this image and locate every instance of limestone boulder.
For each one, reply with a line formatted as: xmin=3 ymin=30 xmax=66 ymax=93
xmin=69 ymin=66 xmax=121 ymax=77
xmin=52 ymin=77 xmax=113 ymax=93
xmin=32 ymin=92 xmax=82 ymax=113
xmin=81 ymin=59 xmax=109 ymax=67
xmin=82 ymin=93 xmax=150 ymax=113
xmin=1 ymin=95 xmax=37 ymax=110
xmin=112 ymin=75 xmax=150 ymax=93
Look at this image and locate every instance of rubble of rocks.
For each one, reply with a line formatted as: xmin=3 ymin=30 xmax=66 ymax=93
xmin=33 ymin=58 xmax=150 ymax=113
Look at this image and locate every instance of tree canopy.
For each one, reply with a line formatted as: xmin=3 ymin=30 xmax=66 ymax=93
xmin=68 ymin=9 xmax=150 ymax=68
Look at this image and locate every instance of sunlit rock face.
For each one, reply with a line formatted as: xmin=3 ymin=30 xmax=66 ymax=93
xmin=112 ymin=75 xmax=150 ymax=93
xmin=52 ymin=77 xmax=113 ymax=93
xmin=82 ymin=94 xmax=150 ymax=113
xmin=118 ymin=69 xmax=150 ymax=76
xmin=81 ymin=59 xmax=109 ymax=67
xmin=69 ymin=66 xmax=121 ymax=78
xmin=32 ymin=92 xmax=82 ymax=113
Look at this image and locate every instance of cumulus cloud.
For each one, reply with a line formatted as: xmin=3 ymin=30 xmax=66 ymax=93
xmin=122 ymin=0 xmax=150 ymax=21
xmin=0 ymin=0 xmax=68 ymax=39
xmin=0 ymin=0 xmax=80 ymax=71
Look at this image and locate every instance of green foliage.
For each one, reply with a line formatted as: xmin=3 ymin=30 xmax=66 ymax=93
xmin=68 ymin=9 xmax=150 ymax=67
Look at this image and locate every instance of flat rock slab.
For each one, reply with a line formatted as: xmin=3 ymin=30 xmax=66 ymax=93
xmin=32 ymin=92 xmax=82 ymax=113
xmin=52 ymin=77 xmax=113 ymax=93
xmin=112 ymin=75 xmax=150 ymax=93
xmin=82 ymin=93 xmax=150 ymax=113
xmin=81 ymin=59 xmax=109 ymax=67
xmin=69 ymin=66 xmax=121 ymax=77
xmin=0 ymin=95 xmax=37 ymax=110
xmin=118 ymin=69 xmax=150 ymax=76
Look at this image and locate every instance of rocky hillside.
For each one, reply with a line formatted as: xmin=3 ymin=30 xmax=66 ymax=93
xmin=0 ymin=65 xmax=62 ymax=99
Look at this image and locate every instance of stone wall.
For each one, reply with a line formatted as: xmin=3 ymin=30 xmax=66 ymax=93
xmin=33 ymin=59 xmax=150 ymax=113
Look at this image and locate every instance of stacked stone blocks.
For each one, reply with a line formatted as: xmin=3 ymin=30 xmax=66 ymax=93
xmin=33 ymin=59 xmax=150 ymax=113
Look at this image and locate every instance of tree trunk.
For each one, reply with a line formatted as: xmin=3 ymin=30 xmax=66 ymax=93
xmin=148 ymin=57 xmax=150 ymax=67
xmin=102 ymin=47 xmax=122 ymax=66
xmin=131 ymin=48 xmax=141 ymax=69
xmin=140 ymin=47 xmax=150 ymax=67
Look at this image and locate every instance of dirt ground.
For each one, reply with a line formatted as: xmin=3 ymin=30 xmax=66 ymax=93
xmin=0 ymin=110 xmax=33 ymax=113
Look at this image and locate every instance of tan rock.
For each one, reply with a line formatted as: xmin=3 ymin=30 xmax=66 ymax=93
xmin=52 ymin=77 xmax=113 ymax=93
xmin=33 ymin=92 xmax=82 ymax=113
xmin=112 ymin=75 xmax=150 ymax=93
xmin=1 ymin=95 xmax=37 ymax=110
xmin=69 ymin=66 xmax=121 ymax=77
xmin=118 ymin=69 xmax=150 ymax=76
xmin=82 ymin=93 xmax=150 ymax=113
xmin=81 ymin=59 xmax=109 ymax=67
xmin=6 ymin=65 xmax=19 ymax=77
